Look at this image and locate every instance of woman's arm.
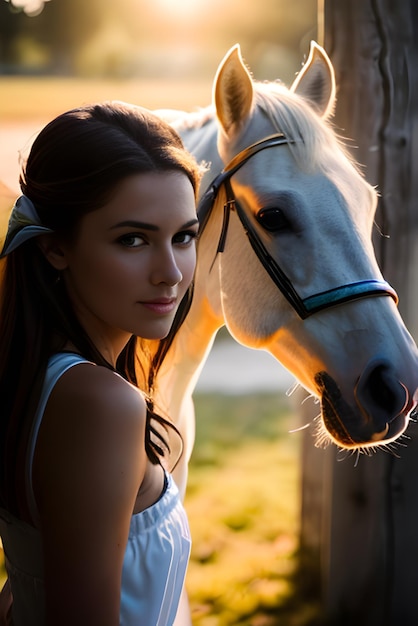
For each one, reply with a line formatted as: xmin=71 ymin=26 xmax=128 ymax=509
xmin=33 ymin=364 xmax=147 ymax=626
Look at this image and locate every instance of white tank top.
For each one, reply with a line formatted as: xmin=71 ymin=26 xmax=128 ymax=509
xmin=0 ymin=353 xmax=191 ymax=626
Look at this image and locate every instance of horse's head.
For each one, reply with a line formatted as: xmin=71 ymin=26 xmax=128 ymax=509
xmin=200 ymin=42 xmax=418 ymax=449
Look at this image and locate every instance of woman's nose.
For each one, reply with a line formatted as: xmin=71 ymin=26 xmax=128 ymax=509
xmin=150 ymin=248 xmax=183 ymax=286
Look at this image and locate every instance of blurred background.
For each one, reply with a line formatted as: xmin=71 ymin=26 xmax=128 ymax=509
xmin=0 ymin=0 xmax=316 ymax=81
xmin=1 ymin=1 xmax=321 ymax=624
xmin=0 ymin=0 xmax=318 ymax=192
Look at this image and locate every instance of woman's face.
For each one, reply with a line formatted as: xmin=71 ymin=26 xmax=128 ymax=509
xmin=58 ymin=171 xmax=198 ymax=361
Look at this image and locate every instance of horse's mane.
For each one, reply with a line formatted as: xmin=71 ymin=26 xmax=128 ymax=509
xmin=172 ymin=106 xmax=215 ymax=132
xmin=253 ymin=81 xmax=349 ymax=170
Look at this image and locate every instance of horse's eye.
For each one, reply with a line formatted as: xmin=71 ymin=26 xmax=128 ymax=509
xmin=256 ymin=208 xmax=290 ymax=232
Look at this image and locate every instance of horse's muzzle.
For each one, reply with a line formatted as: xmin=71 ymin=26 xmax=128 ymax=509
xmin=315 ymin=363 xmax=412 ymax=447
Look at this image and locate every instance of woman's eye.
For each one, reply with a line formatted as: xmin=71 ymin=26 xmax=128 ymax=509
xmin=118 ymin=234 xmax=145 ymax=247
xmin=173 ymin=230 xmax=199 ymax=245
xmin=256 ymin=207 xmax=291 ymax=232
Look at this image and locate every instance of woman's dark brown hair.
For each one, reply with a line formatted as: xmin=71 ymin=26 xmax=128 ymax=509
xmin=0 ymin=101 xmax=201 ymax=517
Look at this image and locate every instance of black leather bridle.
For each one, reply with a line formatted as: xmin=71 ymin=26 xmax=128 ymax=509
xmin=196 ymin=133 xmax=398 ymax=320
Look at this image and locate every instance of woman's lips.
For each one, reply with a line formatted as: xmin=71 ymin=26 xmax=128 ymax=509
xmin=139 ymin=298 xmax=177 ymax=314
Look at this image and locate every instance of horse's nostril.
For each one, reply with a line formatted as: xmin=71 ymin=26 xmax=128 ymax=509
xmin=355 ymin=360 xmax=408 ymax=428
xmin=368 ymin=365 xmax=401 ymax=414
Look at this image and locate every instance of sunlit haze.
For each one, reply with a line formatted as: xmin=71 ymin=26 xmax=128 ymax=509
xmin=151 ymin=0 xmax=214 ymax=19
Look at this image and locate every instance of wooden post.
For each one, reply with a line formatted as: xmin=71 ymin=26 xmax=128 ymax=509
xmin=298 ymin=1 xmax=418 ymax=623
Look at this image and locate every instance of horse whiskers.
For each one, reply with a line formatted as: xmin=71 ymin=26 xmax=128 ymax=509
xmin=343 ymin=434 xmax=409 ymax=461
xmin=394 ymin=431 xmax=410 ymax=445
xmin=304 ymin=394 xmax=320 ymax=405
xmin=287 ymin=392 xmax=318 ymax=434
xmin=354 ymin=449 xmax=362 ymax=467
xmin=408 ymin=408 xmax=418 ymax=423
xmin=288 ymin=422 xmax=311 ymax=433
xmin=377 ymin=443 xmax=402 ymax=459
xmin=310 ymin=410 xmax=411 ymax=460
xmin=336 ymin=447 xmax=359 ymax=464
xmin=285 ymin=380 xmax=301 ymax=397
xmin=362 ymin=429 xmax=410 ymax=459
xmin=313 ymin=414 xmax=333 ymax=449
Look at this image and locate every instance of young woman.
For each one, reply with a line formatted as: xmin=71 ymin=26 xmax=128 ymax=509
xmin=0 ymin=101 xmax=202 ymax=626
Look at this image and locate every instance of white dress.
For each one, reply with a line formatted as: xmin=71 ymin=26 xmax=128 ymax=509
xmin=0 ymin=353 xmax=191 ymax=626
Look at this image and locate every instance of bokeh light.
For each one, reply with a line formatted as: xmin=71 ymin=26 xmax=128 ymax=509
xmin=5 ymin=0 xmax=52 ymax=17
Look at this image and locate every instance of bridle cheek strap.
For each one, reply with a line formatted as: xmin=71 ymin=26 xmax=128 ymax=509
xmin=197 ymin=134 xmax=399 ymax=320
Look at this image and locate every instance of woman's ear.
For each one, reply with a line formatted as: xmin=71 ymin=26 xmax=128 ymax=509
xmin=37 ymin=234 xmax=68 ymax=270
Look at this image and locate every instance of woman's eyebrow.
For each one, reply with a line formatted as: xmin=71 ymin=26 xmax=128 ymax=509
xmin=111 ymin=220 xmax=157 ymax=231
xmin=180 ymin=218 xmax=199 ymax=229
xmin=111 ymin=218 xmax=199 ymax=231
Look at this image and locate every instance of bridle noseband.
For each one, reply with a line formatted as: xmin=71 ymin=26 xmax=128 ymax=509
xmin=196 ymin=133 xmax=398 ymax=320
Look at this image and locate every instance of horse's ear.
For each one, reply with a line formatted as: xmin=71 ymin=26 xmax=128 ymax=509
xmin=213 ymin=44 xmax=253 ymax=137
xmin=291 ymin=41 xmax=336 ymax=119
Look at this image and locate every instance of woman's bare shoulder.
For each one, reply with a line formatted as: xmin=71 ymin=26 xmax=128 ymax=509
xmin=34 ymin=362 xmax=148 ymax=514
xmin=49 ymin=362 xmax=146 ymax=421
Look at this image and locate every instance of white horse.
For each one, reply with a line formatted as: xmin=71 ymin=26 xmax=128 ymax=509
xmin=144 ymin=42 xmax=418 ymax=502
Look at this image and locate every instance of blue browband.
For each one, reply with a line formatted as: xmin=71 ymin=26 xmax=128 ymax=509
xmin=197 ymin=133 xmax=399 ymax=320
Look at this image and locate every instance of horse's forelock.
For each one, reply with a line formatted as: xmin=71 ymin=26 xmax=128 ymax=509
xmin=253 ymin=83 xmax=352 ymax=170
xmin=253 ymin=82 xmax=373 ymax=211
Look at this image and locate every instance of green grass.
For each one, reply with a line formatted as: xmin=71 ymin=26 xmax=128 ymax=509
xmin=186 ymin=392 xmax=323 ymax=626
